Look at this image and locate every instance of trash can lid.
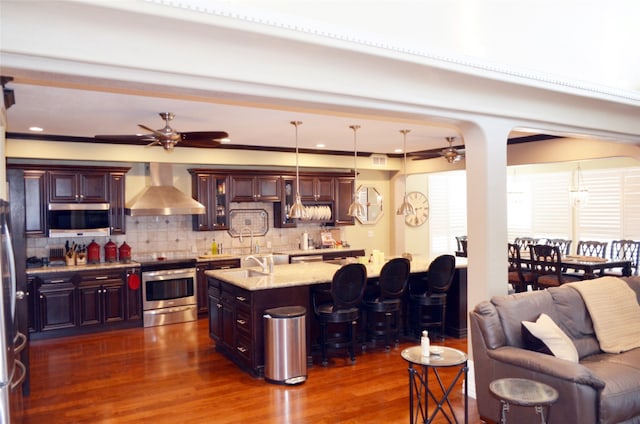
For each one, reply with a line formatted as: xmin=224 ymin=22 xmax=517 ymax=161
xmin=264 ymin=306 xmax=306 ymax=318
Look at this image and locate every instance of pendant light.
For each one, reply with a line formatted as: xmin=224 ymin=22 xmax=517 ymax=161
xmin=396 ymin=129 xmax=416 ymax=216
xmin=569 ymin=162 xmax=589 ymax=207
xmin=347 ymin=125 xmax=366 ymax=218
xmin=289 ymin=121 xmax=306 ymax=219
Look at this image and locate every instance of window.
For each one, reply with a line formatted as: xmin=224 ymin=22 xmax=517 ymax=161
xmin=428 ymin=171 xmax=466 ymax=256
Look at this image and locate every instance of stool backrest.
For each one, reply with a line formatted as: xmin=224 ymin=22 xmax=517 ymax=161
xmin=330 ymin=263 xmax=367 ymax=309
xmin=426 ymin=254 xmax=456 ymax=295
xmin=378 ymin=257 xmax=410 ymax=300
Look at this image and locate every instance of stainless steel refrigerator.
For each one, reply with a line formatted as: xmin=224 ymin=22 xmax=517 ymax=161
xmin=0 ymin=198 xmax=26 ymax=423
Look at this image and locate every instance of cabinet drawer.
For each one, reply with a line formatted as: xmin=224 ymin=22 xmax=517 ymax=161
xmin=235 ymin=309 xmax=251 ymax=335
xmin=208 ymin=286 xmax=220 ymax=299
xmin=235 ymin=333 xmax=252 ymax=365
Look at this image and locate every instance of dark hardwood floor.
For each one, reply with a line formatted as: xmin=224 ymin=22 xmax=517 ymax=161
xmin=16 ymin=319 xmax=481 ymax=423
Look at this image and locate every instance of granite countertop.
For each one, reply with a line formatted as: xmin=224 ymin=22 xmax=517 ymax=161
xmin=27 ymin=261 xmax=139 ymax=275
xmin=273 ymin=247 xmax=365 ymax=256
xmin=206 ymin=256 xmax=437 ymax=291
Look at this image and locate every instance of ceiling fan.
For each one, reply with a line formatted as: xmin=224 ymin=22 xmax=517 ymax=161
xmin=95 ymin=112 xmax=229 ymax=151
xmin=410 ymin=136 xmax=465 ymax=162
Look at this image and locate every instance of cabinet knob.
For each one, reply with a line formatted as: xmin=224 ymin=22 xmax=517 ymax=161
xmin=236 ymin=319 xmax=246 ymax=325
xmin=16 ymin=290 xmax=25 ymax=300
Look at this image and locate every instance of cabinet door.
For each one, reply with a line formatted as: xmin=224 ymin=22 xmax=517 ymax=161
xmin=220 ymin=289 xmax=235 ymax=350
xmin=48 ymin=171 xmax=78 ymax=202
xmin=254 ymin=176 xmax=281 ymax=201
xmin=78 ymin=284 xmax=102 ymax=326
xmin=192 ymin=174 xmax=214 ymax=231
xmin=196 ymin=263 xmax=211 ymax=314
xmin=78 ymin=172 xmax=109 ymax=202
xmin=334 ymin=177 xmax=355 ymax=225
xmin=208 ymin=283 xmax=222 ymax=341
xmin=229 ymin=175 xmax=255 ymax=202
xmin=315 ymin=177 xmax=334 ymax=201
xmin=102 ymin=282 xmax=126 ymax=323
xmin=23 ymin=170 xmax=47 ymax=237
xmin=38 ymin=283 xmax=76 ymax=331
xmin=109 ymin=173 xmax=126 ymax=235
xmin=125 ymin=268 xmax=142 ymax=321
xmin=298 ymin=176 xmax=316 ymax=202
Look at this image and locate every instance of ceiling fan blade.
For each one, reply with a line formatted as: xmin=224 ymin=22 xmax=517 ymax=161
xmin=138 ymin=124 xmax=170 ymax=139
xmin=177 ymin=131 xmax=229 ymax=148
xmin=94 ymin=134 xmax=157 ymax=146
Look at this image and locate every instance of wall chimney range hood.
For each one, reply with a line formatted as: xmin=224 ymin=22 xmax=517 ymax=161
xmin=125 ymin=163 xmax=205 ymax=216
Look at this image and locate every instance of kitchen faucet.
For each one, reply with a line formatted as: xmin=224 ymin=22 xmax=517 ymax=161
xmin=239 ymin=226 xmax=254 ymax=254
xmin=245 ymin=254 xmax=274 ymax=274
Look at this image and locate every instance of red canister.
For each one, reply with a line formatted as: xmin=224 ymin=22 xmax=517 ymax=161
xmin=104 ymin=239 xmax=117 ymax=263
xmin=118 ymin=241 xmax=132 ymax=263
xmin=87 ymin=240 xmax=101 ymax=264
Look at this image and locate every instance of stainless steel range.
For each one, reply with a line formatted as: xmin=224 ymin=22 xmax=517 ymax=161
xmin=140 ymin=258 xmax=197 ymax=327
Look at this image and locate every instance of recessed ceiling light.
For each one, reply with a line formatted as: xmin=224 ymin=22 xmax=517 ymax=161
xmin=315 ymin=143 xmax=326 ymax=148
xmin=394 ymin=148 xmax=403 ymax=153
xmin=29 ymin=126 xmax=44 ymax=132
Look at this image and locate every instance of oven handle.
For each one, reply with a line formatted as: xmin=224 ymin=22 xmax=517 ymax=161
xmin=143 ymin=305 xmax=195 ymax=315
xmin=142 ymin=268 xmax=196 ymax=280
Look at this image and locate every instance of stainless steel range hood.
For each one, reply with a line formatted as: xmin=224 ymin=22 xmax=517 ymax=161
xmin=125 ymin=163 xmax=205 ymax=216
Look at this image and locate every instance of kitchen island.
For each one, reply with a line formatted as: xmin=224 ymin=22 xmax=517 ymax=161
xmin=205 ymin=257 xmax=467 ymax=377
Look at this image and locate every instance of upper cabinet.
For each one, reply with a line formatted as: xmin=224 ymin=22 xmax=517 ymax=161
xmin=48 ymin=171 xmax=109 ymax=203
xmin=299 ymin=176 xmax=334 ymax=202
xmin=229 ymin=175 xmax=281 ymax=202
xmin=9 ymin=165 xmax=130 ymax=238
xmin=189 ymin=172 xmax=229 ymax=231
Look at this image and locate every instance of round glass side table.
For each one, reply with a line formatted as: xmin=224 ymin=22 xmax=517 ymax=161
xmin=401 ymin=345 xmax=468 ymax=424
xmin=489 ymin=378 xmax=559 ymax=424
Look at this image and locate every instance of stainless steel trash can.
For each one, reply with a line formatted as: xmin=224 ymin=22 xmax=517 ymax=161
xmin=264 ymin=306 xmax=307 ymax=385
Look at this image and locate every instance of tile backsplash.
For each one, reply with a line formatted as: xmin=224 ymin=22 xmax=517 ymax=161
xmin=26 ymin=203 xmax=338 ymax=262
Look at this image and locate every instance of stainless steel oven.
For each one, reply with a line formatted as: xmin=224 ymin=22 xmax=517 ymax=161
xmin=141 ymin=259 xmax=197 ymax=327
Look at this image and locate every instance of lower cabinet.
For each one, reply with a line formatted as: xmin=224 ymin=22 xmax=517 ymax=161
xmin=30 ymin=266 xmax=142 ymax=340
xmin=208 ymin=276 xmax=311 ymax=377
xmin=197 ymin=258 xmax=240 ymax=315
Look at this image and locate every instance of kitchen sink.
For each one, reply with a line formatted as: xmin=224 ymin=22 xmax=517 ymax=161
xmin=221 ymin=269 xmax=270 ymax=279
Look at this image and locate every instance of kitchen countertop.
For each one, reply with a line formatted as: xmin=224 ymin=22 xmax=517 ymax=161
xmin=273 ymin=247 xmax=364 ymax=256
xmin=27 ymin=261 xmax=139 ymax=275
xmin=205 ymin=256 xmax=463 ymax=291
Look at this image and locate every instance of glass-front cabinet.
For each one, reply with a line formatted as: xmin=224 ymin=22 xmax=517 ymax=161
xmin=190 ymin=172 xmax=229 ymax=231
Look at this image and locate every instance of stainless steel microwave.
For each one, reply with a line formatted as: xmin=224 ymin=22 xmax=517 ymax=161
xmin=47 ymin=203 xmax=111 ymax=238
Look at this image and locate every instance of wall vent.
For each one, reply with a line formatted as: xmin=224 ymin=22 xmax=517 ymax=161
xmin=371 ymin=154 xmax=387 ymax=167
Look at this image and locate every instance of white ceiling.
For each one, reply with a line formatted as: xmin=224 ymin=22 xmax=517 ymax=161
xmin=3 ymin=0 xmax=639 ymax=156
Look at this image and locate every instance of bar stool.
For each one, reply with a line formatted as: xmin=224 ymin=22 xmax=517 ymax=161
xmin=312 ymin=263 xmax=367 ymax=366
xmin=361 ymin=257 xmax=410 ymax=351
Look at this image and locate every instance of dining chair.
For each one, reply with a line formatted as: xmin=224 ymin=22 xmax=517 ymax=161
xmin=514 ymin=237 xmax=538 ymax=251
xmin=508 ymin=243 xmax=533 ymax=293
xmin=312 ymin=263 xmax=367 ymax=366
xmin=576 ymin=240 xmax=608 ymax=258
xmin=608 ymin=239 xmax=640 ymax=276
xmin=361 ymin=257 xmax=410 ymax=351
xmin=530 ymin=244 xmax=581 ymax=289
xmin=408 ymin=254 xmax=456 ymax=341
xmin=545 ymin=238 xmax=572 ymax=255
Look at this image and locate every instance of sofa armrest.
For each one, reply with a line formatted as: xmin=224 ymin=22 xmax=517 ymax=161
xmin=488 ymin=346 xmax=605 ymax=390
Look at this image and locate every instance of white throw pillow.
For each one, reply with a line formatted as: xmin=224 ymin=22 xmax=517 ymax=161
xmin=522 ymin=313 xmax=579 ymax=363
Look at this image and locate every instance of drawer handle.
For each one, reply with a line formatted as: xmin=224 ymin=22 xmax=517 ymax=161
xmin=49 ymin=279 xmax=65 ymax=284
xmin=236 ymin=319 xmax=246 ymax=325
xmin=95 ymin=276 xmax=108 ymax=280
xmin=236 ymin=296 xmax=246 ymax=302
xmin=237 ymin=347 xmax=247 ymax=353
xmin=216 ymin=303 xmax=222 ymax=308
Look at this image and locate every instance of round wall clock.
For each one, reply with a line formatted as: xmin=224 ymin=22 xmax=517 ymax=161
xmin=405 ymin=191 xmax=429 ymax=227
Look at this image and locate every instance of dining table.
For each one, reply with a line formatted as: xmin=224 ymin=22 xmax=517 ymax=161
xmin=560 ymin=255 xmax=632 ymax=279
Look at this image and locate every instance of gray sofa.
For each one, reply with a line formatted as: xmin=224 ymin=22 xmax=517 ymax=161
xmin=470 ymin=276 xmax=640 ymax=424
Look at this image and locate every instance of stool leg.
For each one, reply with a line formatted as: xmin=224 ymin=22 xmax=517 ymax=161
xmin=384 ymin=311 xmax=392 ymax=350
xmin=349 ymin=320 xmax=357 ymax=363
xmin=499 ymin=400 xmax=509 ymax=424
xmin=320 ymin=322 xmax=328 ymax=367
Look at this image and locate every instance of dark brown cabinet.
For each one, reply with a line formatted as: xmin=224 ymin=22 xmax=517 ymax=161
xmin=49 ymin=171 xmax=109 ymax=203
xmin=207 ymin=276 xmax=310 ymax=377
xmin=230 ymin=175 xmax=281 ymax=202
xmin=10 ymin=165 xmax=130 ymax=237
xmin=35 ymin=275 xmax=77 ymax=333
xmin=197 ymin=258 xmax=240 ymax=314
xmin=299 ymin=176 xmax=333 ymax=202
xmin=334 ymin=177 xmax=356 ymax=225
xmin=23 ymin=170 xmax=47 ymax=237
xmin=30 ymin=266 xmax=142 ymax=340
xmin=78 ymin=271 xmax=126 ymax=327
xmin=190 ymin=172 xmax=229 ymax=231
xmin=109 ymin=172 xmax=127 ymax=235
